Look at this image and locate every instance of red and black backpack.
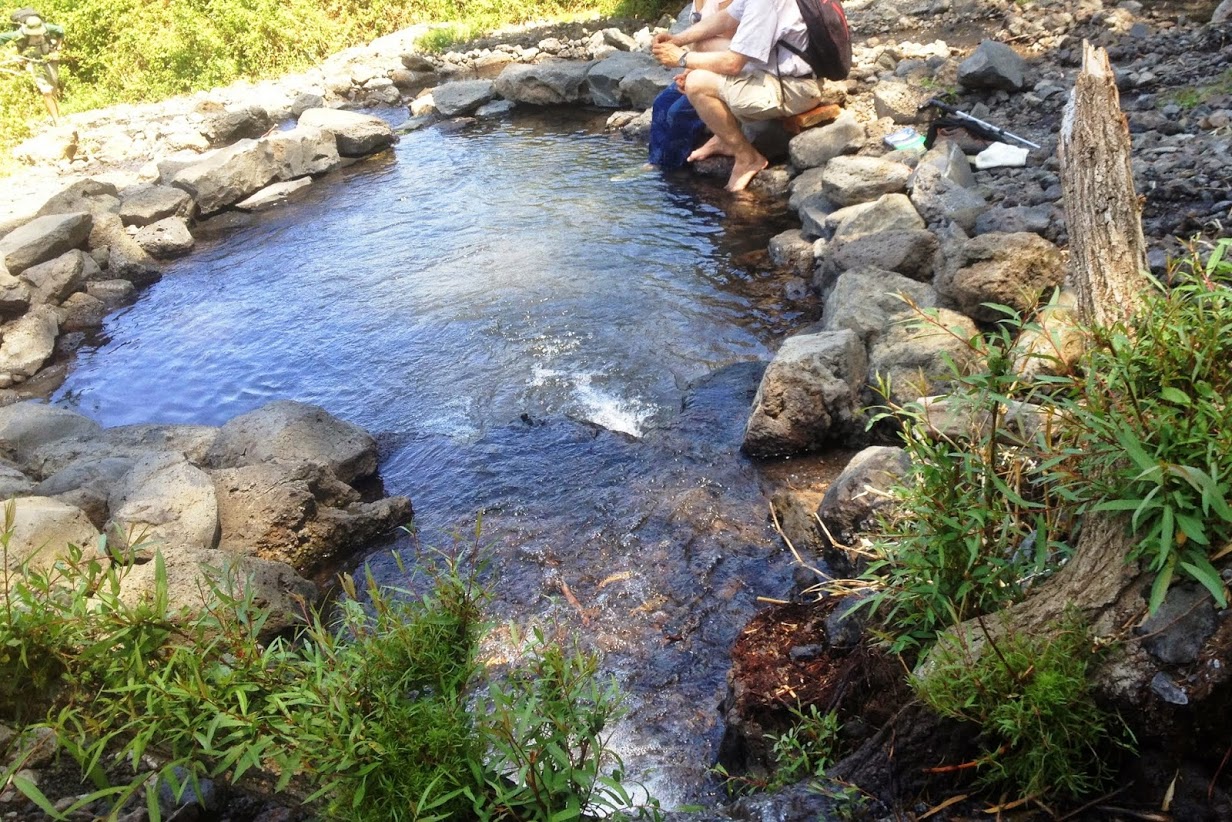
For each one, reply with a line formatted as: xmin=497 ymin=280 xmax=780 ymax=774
xmin=779 ymin=0 xmax=852 ymax=82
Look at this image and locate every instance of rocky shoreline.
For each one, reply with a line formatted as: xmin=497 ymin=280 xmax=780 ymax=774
xmin=1 ymin=0 xmax=1231 ymax=817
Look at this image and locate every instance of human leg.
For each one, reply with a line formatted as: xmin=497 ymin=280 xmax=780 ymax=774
xmin=683 ymin=69 xmax=766 ymax=191
xmin=647 ymin=86 xmax=683 ymax=168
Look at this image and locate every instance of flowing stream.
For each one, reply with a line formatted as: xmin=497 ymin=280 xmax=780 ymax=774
xmin=55 ymin=108 xmax=829 ymax=807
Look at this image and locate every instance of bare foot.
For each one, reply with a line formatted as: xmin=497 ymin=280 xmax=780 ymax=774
xmin=687 ymin=136 xmax=730 ymax=163
xmin=726 ymin=151 xmax=768 ymax=192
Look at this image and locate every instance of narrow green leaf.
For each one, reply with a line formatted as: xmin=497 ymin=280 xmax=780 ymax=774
xmin=1180 ymin=556 xmax=1229 ymax=608
xmin=1159 ymin=387 xmax=1191 ymax=406
xmin=13 ymin=775 xmax=63 ymax=818
xmin=1149 ymin=556 xmax=1176 ymax=614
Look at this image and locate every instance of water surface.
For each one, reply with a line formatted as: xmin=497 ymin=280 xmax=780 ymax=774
xmin=56 ymin=109 xmax=821 ymax=807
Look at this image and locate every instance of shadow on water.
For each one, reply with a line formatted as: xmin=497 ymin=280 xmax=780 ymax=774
xmin=55 ymin=107 xmax=824 ymax=807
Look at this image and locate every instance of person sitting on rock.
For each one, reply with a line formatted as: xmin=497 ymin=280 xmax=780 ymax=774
xmin=1 ymin=12 xmax=65 ymax=124
xmin=646 ymin=0 xmax=733 ymax=172
xmin=651 ymin=0 xmax=822 ymax=192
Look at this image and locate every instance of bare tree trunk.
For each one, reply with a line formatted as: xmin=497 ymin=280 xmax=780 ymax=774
xmin=940 ymin=43 xmax=1160 ymax=699
xmin=1059 ymin=41 xmax=1150 ymax=329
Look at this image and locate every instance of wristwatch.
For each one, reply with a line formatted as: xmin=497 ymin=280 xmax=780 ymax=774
xmin=678 ymin=51 xmax=689 ymax=68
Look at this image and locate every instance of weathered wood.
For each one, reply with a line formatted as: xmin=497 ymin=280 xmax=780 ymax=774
xmin=1058 ymin=41 xmax=1150 ymax=329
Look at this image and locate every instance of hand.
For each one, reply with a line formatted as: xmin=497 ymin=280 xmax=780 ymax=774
xmin=674 ymin=69 xmax=690 ymax=92
xmin=651 ymin=41 xmax=685 ymax=68
xmin=652 ymin=31 xmax=674 ymax=45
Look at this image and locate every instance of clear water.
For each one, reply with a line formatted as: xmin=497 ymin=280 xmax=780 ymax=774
xmin=54 ymin=109 xmax=820 ymax=807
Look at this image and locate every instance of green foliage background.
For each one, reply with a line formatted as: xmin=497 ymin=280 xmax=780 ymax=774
xmin=1 ymin=0 xmax=672 ymax=151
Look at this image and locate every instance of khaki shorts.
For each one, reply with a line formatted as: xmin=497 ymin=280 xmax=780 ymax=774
xmin=719 ymin=71 xmax=821 ymax=122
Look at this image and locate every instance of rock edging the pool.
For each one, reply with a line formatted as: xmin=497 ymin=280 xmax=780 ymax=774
xmin=0 ymin=398 xmax=412 ymax=635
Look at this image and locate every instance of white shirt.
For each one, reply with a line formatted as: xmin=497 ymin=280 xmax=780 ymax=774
xmin=726 ymin=0 xmax=813 ymax=77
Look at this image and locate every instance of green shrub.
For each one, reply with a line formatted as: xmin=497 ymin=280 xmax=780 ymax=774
xmin=471 ymin=626 xmax=658 ymax=820
xmin=1052 ymin=239 xmax=1232 ymax=611
xmin=913 ymin=615 xmax=1130 ymax=801
xmin=766 ymin=704 xmax=842 ymax=789
xmin=0 ymin=506 xmax=652 ymax=821
xmin=2 ymin=0 xmax=677 ymax=157
xmin=861 ymin=309 xmax=1072 ymax=653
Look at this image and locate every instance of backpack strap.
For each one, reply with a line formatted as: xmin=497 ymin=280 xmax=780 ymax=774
xmin=776 ymin=39 xmax=816 ymax=78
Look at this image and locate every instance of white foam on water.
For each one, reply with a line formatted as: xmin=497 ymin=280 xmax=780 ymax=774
xmin=529 ymin=367 xmax=653 ymax=437
xmin=571 ymin=373 xmax=652 ymax=437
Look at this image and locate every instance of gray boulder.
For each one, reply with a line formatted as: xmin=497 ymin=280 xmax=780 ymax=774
xmin=107 ymin=452 xmax=220 ymax=555
xmin=909 ymin=141 xmax=986 ymax=231
xmin=916 ymin=140 xmax=976 ymax=187
xmin=0 ymin=269 xmax=30 ymax=318
xmin=817 ymin=445 xmax=911 ymax=553
xmin=1 ymin=496 xmax=99 ymax=574
xmin=768 ymin=229 xmax=816 ymax=277
xmin=235 ymin=178 xmax=313 ymax=212
xmin=799 ymin=199 xmax=838 ymax=240
xmin=1214 ymin=0 xmax=1232 ymax=23
xmin=297 ymin=108 xmax=397 ymax=157
xmin=476 ymin=99 xmax=516 ymax=118
xmin=19 ymin=250 xmax=88 ymax=307
xmin=787 ymin=110 xmax=865 ymax=170
xmin=957 ymin=40 xmax=1029 ymax=92
xmin=617 ymin=64 xmax=680 ymax=109
xmin=432 ymin=79 xmax=496 ymax=117
xmin=34 ymin=455 xmax=136 ymax=527
xmin=0 ymin=213 xmax=93 ymax=276
xmin=821 ymin=155 xmax=913 ymax=207
xmin=973 ymin=204 xmax=1054 ymax=237
xmin=119 ymin=185 xmax=194 ymax=228
xmin=0 ymin=306 xmax=59 ymax=386
xmin=57 ymin=292 xmax=109 ymax=332
xmin=832 ymin=193 xmax=924 ymax=242
xmin=872 ymin=80 xmax=931 ymax=124
xmin=35 ymin=180 xmax=120 ymax=219
xmin=401 ymin=53 xmax=436 ymax=72
xmin=0 ymin=460 xmax=33 ymax=498
xmin=205 ymin=106 xmax=274 ymax=146
xmin=391 ymin=69 xmax=436 ymax=94
xmin=495 ymin=60 xmax=595 ymax=105
xmin=743 ymin=330 xmax=868 ymax=458
xmin=206 ymin=400 xmax=378 ymax=485
xmin=821 ymin=229 xmax=939 ymax=287
xmin=212 ymin=460 xmax=411 ymax=575
xmin=134 ymin=218 xmax=195 ymax=260
xmin=101 ymin=423 xmax=219 ymax=465
xmin=788 ymin=167 xmax=828 ymax=213
xmin=586 ymin=52 xmax=658 ymax=108
xmin=0 ymin=401 xmax=102 ymax=465
xmin=935 ymin=232 xmax=1064 ymax=323
xmin=265 ymin=126 xmax=341 ymax=180
xmin=867 ymin=307 xmax=980 ymax=405
xmin=86 ymin=279 xmax=136 ymax=307
xmin=172 ymin=139 xmax=281 ymax=216
xmin=89 ymin=212 xmax=162 ymax=287
xmin=820 ymin=266 xmax=939 ymax=343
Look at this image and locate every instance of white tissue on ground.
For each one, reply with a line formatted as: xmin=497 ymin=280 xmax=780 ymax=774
xmin=972 ymin=142 xmax=1030 ymax=169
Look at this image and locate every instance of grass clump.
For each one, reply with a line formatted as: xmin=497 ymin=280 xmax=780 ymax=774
xmin=860 ymin=308 xmax=1073 ymax=653
xmin=0 ymin=506 xmax=657 ymax=821
xmin=1 ymin=0 xmax=677 ymax=158
xmin=913 ymin=615 xmax=1130 ymax=800
xmin=1053 ymin=239 xmax=1232 ymax=612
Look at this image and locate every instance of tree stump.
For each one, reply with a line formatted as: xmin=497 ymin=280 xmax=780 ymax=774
xmin=1058 ymin=41 xmax=1149 ymax=329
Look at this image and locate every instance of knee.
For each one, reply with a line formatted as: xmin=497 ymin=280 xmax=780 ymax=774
xmin=682 ymin=70 xmax=715 ymax=98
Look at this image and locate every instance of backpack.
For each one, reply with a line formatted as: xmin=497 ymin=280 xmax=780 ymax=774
xmin=778 ymin=0 xmax=852 ymax=82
